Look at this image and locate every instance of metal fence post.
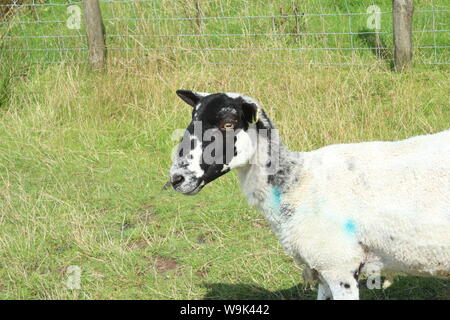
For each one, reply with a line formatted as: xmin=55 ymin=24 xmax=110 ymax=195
xmin=392 ymin=0 xmax=414 ymax=71
xmin=83 ymin=0 xmax=106 ymax=70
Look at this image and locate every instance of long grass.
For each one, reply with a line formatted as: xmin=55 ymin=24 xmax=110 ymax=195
xmin=0 ymin=0 xmax=449 ymax=300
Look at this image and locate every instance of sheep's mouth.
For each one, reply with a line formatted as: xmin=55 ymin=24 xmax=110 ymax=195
xmin=182 ymin=180 xmax=205 ymax=195
xmin=168 ymin=176 xmax=205 ymax=195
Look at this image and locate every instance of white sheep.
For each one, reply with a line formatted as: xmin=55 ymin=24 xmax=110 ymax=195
xmin=169 ymin=90 xmax=450 ymax=300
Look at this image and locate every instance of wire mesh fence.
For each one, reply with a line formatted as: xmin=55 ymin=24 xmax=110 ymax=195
xmin=0 ymin=0 xmax=449 ymax=66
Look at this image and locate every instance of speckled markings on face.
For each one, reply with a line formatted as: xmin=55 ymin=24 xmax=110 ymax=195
xmin=185 ymin=135 xmax=204 ymax=178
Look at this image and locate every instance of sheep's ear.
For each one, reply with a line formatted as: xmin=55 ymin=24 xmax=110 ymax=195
xmin=240 ymin=98 xmax=261 ymax=124
xmin=176 ymin=90 xmax=209 ymax=107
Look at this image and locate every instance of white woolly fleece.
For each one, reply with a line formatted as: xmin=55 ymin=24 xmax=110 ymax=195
xmin=237 ymin=129 xmax=450 ymax=299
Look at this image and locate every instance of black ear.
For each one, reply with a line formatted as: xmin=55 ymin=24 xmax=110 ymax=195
xmin=176 ymin=90 xmax=206 ymax=107
xmin=241 ymin=101 xmax=259 ymax=124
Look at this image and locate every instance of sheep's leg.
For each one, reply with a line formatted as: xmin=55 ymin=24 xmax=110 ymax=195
xmin=320 ymin=272 xmax=360 ymax=300
xmin=317 ymin=283 xmax=332 ymax=300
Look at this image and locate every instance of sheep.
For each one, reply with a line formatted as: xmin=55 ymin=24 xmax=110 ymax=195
xmin=168 ymin=90 xmax=450 ymax=300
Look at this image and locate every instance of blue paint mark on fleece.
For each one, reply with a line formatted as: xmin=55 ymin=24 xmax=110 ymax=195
xmin=344 ymin=219 xmax=357 ymax=235
xmin=272 ymin=186 xmax=282 ymax=209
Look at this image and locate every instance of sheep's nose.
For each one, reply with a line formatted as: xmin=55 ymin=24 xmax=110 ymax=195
xmin=171 ymin=174 xmax=185 ymax=189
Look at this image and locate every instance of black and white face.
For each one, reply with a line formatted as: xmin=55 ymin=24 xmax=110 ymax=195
xmin=169 ymin=90 xmax=260 ymax=195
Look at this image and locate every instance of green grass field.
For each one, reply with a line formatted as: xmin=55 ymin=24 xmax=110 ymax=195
xmin=0 ymin=0 xmax=449 ymax=299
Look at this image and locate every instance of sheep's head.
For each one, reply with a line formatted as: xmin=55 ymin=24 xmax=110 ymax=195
xmin=168 ymin=90 xmax=262 ymax=195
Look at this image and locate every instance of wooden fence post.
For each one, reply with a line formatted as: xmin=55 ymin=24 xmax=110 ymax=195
xmin=392 ymin=0 xmax=414 ymax=71
xmin=83 ymin=0 xmax=106 ymax=70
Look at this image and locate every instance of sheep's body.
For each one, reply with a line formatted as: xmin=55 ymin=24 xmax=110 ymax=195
xmin=170 ymin=90 xmax=450 ymax=300
xmin=237 ymin=129 xmax=450 ymax=299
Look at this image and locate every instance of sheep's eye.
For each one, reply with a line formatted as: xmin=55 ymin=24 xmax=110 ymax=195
xmin=222 ymin=122 xmax=234 ymax=130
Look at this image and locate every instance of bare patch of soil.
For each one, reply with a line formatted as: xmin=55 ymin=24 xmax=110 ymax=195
xmin=138 ymin=204 xmax=158 ymax=223
xmin=153 ymin=256 xmax=178 ymax=273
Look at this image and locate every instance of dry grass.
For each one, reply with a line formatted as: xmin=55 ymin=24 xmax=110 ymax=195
xmin=0 ymin=55 xmax=448 ymax=299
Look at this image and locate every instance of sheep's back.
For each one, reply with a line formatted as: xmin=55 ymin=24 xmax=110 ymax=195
xmin=285 ymin=130 xmax=450 ymax=276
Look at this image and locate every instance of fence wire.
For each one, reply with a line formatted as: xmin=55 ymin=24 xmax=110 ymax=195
xmin=0 ymin=0 xmax=448 ymax=66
